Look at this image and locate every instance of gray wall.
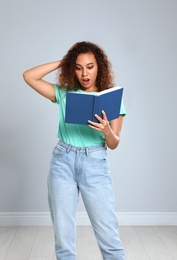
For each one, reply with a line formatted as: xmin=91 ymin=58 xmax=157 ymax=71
xmin=1 ymin=0 xmax=177 ymax=213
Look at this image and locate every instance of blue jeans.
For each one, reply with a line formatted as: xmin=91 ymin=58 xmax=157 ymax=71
xmin=47 ymin=139 xmax=125 ymax=260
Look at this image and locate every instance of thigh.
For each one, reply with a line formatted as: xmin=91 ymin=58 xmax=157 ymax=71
xmin=79 ymin=148 xmax=117 ymax=229
xmin=48 ymin=144 xmax=79 ymax=225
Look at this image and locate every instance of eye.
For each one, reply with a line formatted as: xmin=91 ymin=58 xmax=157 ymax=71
xmin=75 ymin=66 xmax=81 ymax=71
xmin=87 ymin=66 xmax=94 ymax=70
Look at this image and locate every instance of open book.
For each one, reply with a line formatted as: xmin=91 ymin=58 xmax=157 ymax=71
xmin=65 ymin=86 xmax=123 ymax=125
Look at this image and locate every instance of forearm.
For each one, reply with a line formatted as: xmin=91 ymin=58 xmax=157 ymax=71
xmin=104 ymin=126 xmax=120 ymax=150
xmin=23 ymin=60 xmax=62 ymax=81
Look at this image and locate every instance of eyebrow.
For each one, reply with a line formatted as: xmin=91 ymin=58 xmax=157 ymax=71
xmin=75 ymin=62 xmax=94 ymax=66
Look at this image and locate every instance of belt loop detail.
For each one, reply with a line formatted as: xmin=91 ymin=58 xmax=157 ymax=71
xmin=66 ymin=145 xmax=72 ymax=154
xmin=85 ymin=147 xmax=89 ymax=156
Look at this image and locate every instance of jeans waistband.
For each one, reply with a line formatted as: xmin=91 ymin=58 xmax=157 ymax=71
xmin=57 ymin=139 xmax=107 ymax=155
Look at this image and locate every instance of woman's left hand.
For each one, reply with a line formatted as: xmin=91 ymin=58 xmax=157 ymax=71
xmin=88 ymin=110 xmax=124 ymax=149
xmin=88 ymin=110 xmax=111 ymax=136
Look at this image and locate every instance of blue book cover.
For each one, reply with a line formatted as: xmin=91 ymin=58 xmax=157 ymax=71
xmin=65 ymin=86 xmax=123 ymax=125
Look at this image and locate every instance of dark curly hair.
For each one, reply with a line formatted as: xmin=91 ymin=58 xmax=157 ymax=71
xmin=58 ymin=41 xmax=115 ymax=91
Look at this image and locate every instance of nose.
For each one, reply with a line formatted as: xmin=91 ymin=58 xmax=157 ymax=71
xmin=82 ymin=68 xmax=88 ymax=77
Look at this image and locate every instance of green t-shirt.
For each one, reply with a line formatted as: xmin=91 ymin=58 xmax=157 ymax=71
xmin=53 ymin=84 xmax=126 ymax=147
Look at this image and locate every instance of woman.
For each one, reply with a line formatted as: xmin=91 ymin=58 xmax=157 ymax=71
xmin=23 ymin=41 xmax=126 ymax=260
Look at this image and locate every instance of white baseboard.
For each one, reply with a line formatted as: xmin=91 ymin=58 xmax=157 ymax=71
xmin=0 ymin=212 xmax=177 ymax=226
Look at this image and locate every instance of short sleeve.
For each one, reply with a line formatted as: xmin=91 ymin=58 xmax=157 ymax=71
xmin=51 ymin=84 xmax=67 ymax=105
xmin=120 ymin=100 xmax=126 ymax=116
xmin=52 ymin=84 xmax=61 ymax=104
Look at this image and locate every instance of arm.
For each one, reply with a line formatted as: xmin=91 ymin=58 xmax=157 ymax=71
xmin=23 ymin=60 xmax=62 ymax=101
xmin=88 ymin=111 xmax=124 ymax=150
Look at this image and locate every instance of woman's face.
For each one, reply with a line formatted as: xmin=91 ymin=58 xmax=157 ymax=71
xmin=75 ymin=52 xmax=98 ymax=92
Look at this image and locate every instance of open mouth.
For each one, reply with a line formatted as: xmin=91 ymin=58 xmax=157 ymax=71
xmin=82 ymin=78 xmax=90 ymax=85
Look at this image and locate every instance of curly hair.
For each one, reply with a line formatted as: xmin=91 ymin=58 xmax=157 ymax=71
xmin=58 ymin=41 xmax=115 ymax=91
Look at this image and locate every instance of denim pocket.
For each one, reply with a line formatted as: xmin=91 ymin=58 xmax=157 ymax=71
xmin=52 ymin=145 xmax=66 ymax=157
xmin=88 ymin=148 xmax=107 ymax=162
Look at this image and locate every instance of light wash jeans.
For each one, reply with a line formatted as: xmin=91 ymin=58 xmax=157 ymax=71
xmin=47 ymin=139 xmax=125 ymax=260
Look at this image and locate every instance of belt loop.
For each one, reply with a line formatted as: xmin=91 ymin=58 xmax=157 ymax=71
xmin=104 ymin=142 xmax=107 ymax=150
xmin=66 ymin=145 xmax=72 ymax=154
xmin=85 ymin=147 xmax=89 ymax=156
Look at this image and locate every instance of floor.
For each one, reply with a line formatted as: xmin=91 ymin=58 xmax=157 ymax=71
xmin=0 ymin=226 xmax=177 ymax=259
